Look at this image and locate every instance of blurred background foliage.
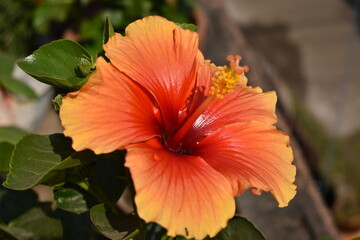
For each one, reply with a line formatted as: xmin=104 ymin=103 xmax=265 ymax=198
xmin=0 ymin=0 xmax=194 ymax=59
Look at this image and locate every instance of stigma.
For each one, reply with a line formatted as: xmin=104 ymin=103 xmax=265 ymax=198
xmin=209 ymin=55 xmax=249 ymax=99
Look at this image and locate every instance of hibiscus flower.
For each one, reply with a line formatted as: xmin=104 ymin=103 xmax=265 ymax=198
xmin=60 ymin=16 xmax=296 ymax=239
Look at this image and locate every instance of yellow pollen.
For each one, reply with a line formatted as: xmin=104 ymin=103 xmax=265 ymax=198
xmin=209 ymin=55 xmax=249 ymax=98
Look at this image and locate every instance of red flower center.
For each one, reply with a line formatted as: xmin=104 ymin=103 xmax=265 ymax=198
xmin=164 ymin=56 xmax=249 ymax=154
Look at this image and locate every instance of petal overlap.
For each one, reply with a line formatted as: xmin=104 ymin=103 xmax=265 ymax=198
xmin=60 ymin=57 xmax=159 ymax=154
xmin=192 ymin=121 xmax=296 ymax=207
xmin=125 ymin=139 xmax=235 ymax=239
xmin=104 ymin=16 xmax=203 ymax=134
xmin=182 ymin=85 xmax=277 ymax=146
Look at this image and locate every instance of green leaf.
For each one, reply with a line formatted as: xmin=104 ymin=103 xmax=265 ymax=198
xmin=209 ymin=216 xmax=265 ymax=240
xmin=3 ymin=133 xmax=124 ymax=191
xmin=54 ymin=187 xmax=89 ymax=214
xmin=0 ymin=126 xmax=28 ymax=144
xmin=0 ymin=142 xmax=14 ymax=173
xmin=3 ymin=134 xmax=93 ymax=190
xmin=8 ymin=206 xmax=63 ymax=240
xmin=90 ymin=204 xmax=145 ymax=240
xmin=78 ymin=57 xmax=93 ymax=77
xmin=0 ymin=75 xmax=38 ymax=99
xmin=103 ymin=17 xmax=115 ymax=44
xmin=176 ymin=23 xmax=198 ymax=32
xmin=52 ymin=94 xmax=63 ymax=114
xmin=17 ymin=40 xmax=93 ymax=90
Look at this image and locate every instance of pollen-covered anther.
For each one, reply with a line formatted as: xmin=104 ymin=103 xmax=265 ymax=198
xmin=209 ymin=55 xmax=249 ymax=98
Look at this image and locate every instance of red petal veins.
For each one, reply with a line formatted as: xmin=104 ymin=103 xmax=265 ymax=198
xmin=182 ymin=85 xmax=277 ymax=146
xmin=104 ymin=16 xmax=203 ymax=135
xmin=192 ymin=121 xmax=296 ymax=207
xmin=60 ymin=57 xmax=159 ymax=154
xmin=125 ymin=139 xmax=235 ymax=239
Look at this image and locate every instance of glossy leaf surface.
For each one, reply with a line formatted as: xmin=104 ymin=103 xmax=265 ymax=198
xmin=54 ymin=187 xmax=89 ymax=214
xmin=3 ymin=134 xmax=88 ymax=190
xmin=90 ymin=204 xmax=145 ymax=240
xmin=17 ymin=40 xmax=93 ymax=90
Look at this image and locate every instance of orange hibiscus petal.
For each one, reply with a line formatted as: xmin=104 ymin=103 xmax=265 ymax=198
xmin=60 ymin=57 xmax=159 ymax=154
xmin=183 ymin=85 xmax=277 ymax=145
xmin=192 ymin=121 xmax=296 ymax=207
xmin=212 ymin=84 xmax=277 ymax=126
xmin=125 ymin=139 xmax=235 ymax=239
xmin=104 ymin=16 xmax=202 ymax=133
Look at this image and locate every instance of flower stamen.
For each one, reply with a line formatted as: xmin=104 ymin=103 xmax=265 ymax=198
xmin=209 ymin=55 xmax=249 ymax=99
